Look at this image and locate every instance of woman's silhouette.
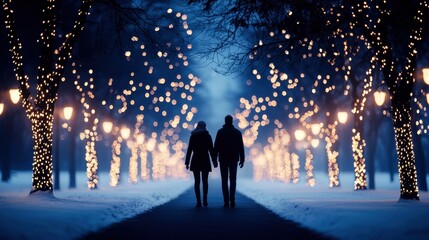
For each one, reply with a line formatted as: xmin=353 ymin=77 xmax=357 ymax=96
xmin=185 ymin=121 xmax=217 ymax=207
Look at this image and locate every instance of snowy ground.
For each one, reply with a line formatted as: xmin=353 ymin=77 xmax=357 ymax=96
xmin=1 ymin=171 xmax=429 ymax=240
xmin=0 ymin=171 xmax=192 ymax=240
xmin=239 ymin=172 xmax=429 ymax=240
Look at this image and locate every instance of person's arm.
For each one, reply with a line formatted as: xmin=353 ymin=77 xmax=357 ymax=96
xmin=208 ymin=134 xmax=217 ymax=168
xmin=185 ymin=135 xmax=193 ymax=169
xmin=214 ymin=130 xmax=220 ymax=156
xmin=238 ymin=131 xmax=245 ymax=168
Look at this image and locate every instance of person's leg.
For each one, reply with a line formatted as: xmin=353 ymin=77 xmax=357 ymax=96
xmin=219 ymin=162 xmax=230 ymax=207
xmin=229 ymin=162 xmax=238 ymax=207
xmin=193 ymin=171 xmax=202 ymax=207
xmin=202 ymin=171 xmax=209 ymax=206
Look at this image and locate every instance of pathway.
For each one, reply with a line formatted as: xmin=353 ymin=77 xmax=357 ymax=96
xmin=80 ymin=179 xmax=334 ymax=240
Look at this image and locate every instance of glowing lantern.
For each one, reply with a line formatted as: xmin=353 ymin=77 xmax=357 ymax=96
xmin=337 ymin=111 xmax=348 ymax=124
xmin=311 ymin=123 xmax=322 ymax=135
xmin=310 ymin=139 xmax=320 ymax=148
xmin=102 ymin=121 xmax=113 ymax=134
xmin=426 ymin=93 xmax=429 ymax=105
xmin=120 ymin=126 xmax=131 ymax=140
xmin=63 ymin=106 xmax=74 ymax=120
xmin=9 ymin=88 xmax=20 ymax=104
xmin=0 ymin=103 xmax=4 ymax=115
xmin=294 ymin=129 xmax=306 ymax=141
xmin=423 ymin=68 xmax=429 ymax=85
xmin=374 ymin=91 xmax=386 ymax=106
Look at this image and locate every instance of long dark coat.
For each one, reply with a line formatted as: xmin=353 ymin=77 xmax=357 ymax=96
xmin=185 ymin=130 xmax=216 ymax=172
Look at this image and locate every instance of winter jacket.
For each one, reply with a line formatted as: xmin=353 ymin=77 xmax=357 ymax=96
xmin=185 ymin=129 xmax=216 ymax=172
xmin=214 ymin=124 xmax=245 ymax=164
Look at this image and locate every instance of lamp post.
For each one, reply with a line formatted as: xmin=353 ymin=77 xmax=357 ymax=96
xmin=1 ymin=88 xmax=21 ymax=182
xmin=54 ymin=106 xmax=74 ymax=190
xmin=63 ymin=106 xmax=75 ymax=188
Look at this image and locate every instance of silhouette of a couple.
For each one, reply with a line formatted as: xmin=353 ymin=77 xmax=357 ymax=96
xmin=185 ymin=115 xmax=245 ymax=208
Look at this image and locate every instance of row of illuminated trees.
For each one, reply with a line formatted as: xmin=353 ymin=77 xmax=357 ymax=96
xmin=0 ymin=89 xmax=188 ymax=189
xmin=246 ymin=67 xmax=429 ymax=188
xmin=1 ymin=0 xmax=198 ymax=193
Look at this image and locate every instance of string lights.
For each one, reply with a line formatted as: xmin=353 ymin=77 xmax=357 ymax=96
xmin=72 ymin=65 xmax=99 ymax=189
xmin=2 ymin=0 xmax=93 ymax=193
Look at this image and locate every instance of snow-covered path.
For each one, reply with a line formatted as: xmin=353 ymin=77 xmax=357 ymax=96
xmin=1 ymin=171 xmax=429 ymax=240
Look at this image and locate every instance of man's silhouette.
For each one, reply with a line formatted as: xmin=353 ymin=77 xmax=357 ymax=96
xmin=214 ymin=115 xmax=245 ymax=208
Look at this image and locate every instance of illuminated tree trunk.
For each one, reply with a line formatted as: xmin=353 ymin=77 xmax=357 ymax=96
xmin=2 ymin=0 xmax=93 ymax=194
xmin=324 ymin=120 xmax=340 ymax=188
xmin=351 ymin=112 xmax=367 ymax=190
xmin=30 ymin=108 xmax=55 ymax=193
xmin=85 ymin=118 xmax=99 ymax=189
xmin=392 ymin=101 xmax=419 ymax=200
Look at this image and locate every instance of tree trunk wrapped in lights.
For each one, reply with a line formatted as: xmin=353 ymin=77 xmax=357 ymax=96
xmin=392 ymin=101 xmax=419 ymax=199
xmin=305 ymin=149 xmax=315 ymax=187
xmin=2 ymin=0 xmax=93 ymax=193
xmin=110 ymin=137 xmax=121 ymax=187
xmin=31 ymin=108 xmax=55 ymax=192
xmin=324 ymin=122 xmax=340 ymax=188
xmin=352 ymin=0 xmax=426 ymax=200
xmin=84 ymin=118 xmax=99 ymax=189
xmin=350 ymin=62 xmax=375 ymax=190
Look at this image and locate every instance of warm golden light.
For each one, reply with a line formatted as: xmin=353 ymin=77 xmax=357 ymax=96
xmin=423 ymin=68 xmax=429 ymax=85
xmin=103 ymin=121 xmax=113 ymax=134
xmin=310 ymin=139 xmax=320 ymax=148
xmin=374 ymin=91 xmax=386 ymax=106
xmin=311 ymin=123 xmax=322 ymax=135
xmin=0 ymin=103 xmax=4 ymax=115
xmin=137 ymin=134 xmax=145 ymax=144
xmin=63 ymin=106 xmax=73 ymax=120
xmin=337 ymin=111 xmax=348 ymax=124
xmin=426 ymin=93 xmax=429 ymax=105
xmin=294 ymin=129 xmax=306 ymax=141
xmin=120 ymin=126 xmax=131 ymax=139
xmin=9 ymin=88 xmax=20 ymax=104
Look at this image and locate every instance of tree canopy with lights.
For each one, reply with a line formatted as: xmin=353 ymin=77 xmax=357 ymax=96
xmin=189 ymin=0 xmax=429 ymax=200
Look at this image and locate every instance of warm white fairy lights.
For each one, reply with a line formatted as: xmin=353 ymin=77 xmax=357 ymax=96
xmin=325 ymin=122 xmax=340 ymax=187
xmin=305 ymin=149 xmax=315 ymax=187
xmin=2 ymin=0 xmax=93 ymax=192
xmin=72 ymin=65 xmax=99 ymax=189
xmin=110 ymin=136 xmax=121 ymax=187
xmin=352 ymin=0 xmax=426 ymax=199
xmin=128 ymin=115 xmax=144 ymax=184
